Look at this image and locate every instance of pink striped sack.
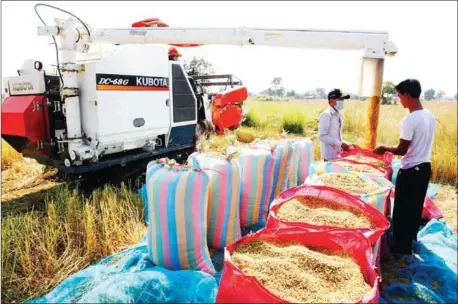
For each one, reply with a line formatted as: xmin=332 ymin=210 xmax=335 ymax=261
xmin=227 ymin=146 xmax=275 ymax=228
xmin=187 ymin=152 xmax=242 ymax=250
xmin=145 ymin=158 xmax=215 ymax=274
xmin=250 ymin=139 xmax=295 ymax=204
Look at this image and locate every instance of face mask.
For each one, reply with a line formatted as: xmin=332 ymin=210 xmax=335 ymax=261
xmin=336 ymin=100 xmax=344 ymax=110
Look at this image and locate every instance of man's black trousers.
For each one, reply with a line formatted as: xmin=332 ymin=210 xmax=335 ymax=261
xmin=392 ymin=162 xmax=432 ymax=253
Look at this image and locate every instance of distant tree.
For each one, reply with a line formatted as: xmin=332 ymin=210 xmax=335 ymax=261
xmin=266 ymin=77 xmax=285 ymax=97
xmin=315 ymin=88 xmax=327 ymax=99
xmin=436 ymin=90 xmax=445 ymax=100
xmin=454 ymin=93 xmax=457 ymax=101
xmin=424 ymin=89 xmax=436 ymax=101
xmin=182 ymin=56 xmax=215 ymax=76
xmin=286 ymin=89 xmax=297 ymax=98
xmin=382 ymin=81 xmax=396 ymax=105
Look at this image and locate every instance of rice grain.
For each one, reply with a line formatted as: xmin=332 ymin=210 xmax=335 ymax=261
xmin=318 ymin=173 xmax=381 ymax=195
xmin=231 ymin=240 xmax=373 ymax=303
xmin=276 ymin=196 xmax=375 ymax=228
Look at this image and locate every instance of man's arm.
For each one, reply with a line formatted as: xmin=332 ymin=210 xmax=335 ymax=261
xmin=374 ymin=118 xmax=412 ymax=155
xmin=374 ymin=138 xmax=411 ymax=156
xmin=318 ymin=113 xmax=343 ymax=148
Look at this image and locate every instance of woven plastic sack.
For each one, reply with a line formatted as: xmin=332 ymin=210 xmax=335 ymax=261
xmin=295 ymin=138 xmax=315 ymax=184
xmin=266 ymin=184 xmax=390 ymax=246
xmin=216 ymin=227 xmax=380 ymax=303
xmin=145 ymin=158 xmax=215 ymax=274
xmin=187 ymin=152 xmax=242 ymax=250
xmin=251 ymin=139 xmax=294 ymax=204
xmin=286 ymin=142 xmax=301 ymax=189
xmin=227 ymin=146 xmax=275 ymax=228
xmin=305 ymin=171 xmax=394 ymax=217
xmin=339 ymin=148 xmax=393 ymax=180
xmin=332 ymin=159 xmax=391 ymax=180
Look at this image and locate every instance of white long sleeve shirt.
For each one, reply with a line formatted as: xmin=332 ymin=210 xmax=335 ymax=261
xmin=318 ymin=107 xmax=343 ymax=161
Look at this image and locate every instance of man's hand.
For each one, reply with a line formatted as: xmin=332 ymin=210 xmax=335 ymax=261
xmin=341 ymin=142 xmax=350 ymax=151
xmin=373 ymin=146 xmax=387 ymax=155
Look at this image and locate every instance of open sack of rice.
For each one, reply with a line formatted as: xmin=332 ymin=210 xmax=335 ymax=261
xmin=265 ymin=184 xmax=390 ymax=245
xmin=339 ymin=148 xmax=393 ymax=180
xmin=250 ymin=139 xmax=294 ymax=204
xmin=305 ymin=171 xmax=393 ymax=217
xmin=216 ymin=227 xmax=380 ymax=303
xmin=227 ymin=146 xmax=275 ymax=228
xmin=187 ymin=151 xmax=242 ymax=250
xmin=145 ymin=158 xmax=215 ymax=274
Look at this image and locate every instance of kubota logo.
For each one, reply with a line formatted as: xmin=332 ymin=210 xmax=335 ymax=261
xmin=12 ymin=82 xmax=34 ymax=91
xmin=98 ymin=78 xmax=130 ymax=85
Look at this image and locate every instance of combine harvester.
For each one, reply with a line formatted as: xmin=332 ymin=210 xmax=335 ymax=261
xmin=1 ymin=3 xmax=397 ymax=181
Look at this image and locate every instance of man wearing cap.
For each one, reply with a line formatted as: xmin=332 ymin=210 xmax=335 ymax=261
xmin=374 ymin=79 xmax=436 ymax=255
xmin=318 ymin=89 xmax=353 ymax=161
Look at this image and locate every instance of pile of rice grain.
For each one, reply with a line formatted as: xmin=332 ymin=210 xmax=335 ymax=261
xmin=333 ymin=161 xmax=384 ymax=176
xmin=276 ymin=196 xmax=375 ymax=228
xmin=231 ymin=240 xmax=372 ymax=303
xmin=343 ymin=155 xmax=387 ymax=167
xmin=319 ymin=173 xmax=381 ymax=195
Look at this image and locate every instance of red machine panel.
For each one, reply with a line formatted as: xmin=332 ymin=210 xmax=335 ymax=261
xmin=213 ymin=86 xmax=248 ymax=107
xmin=1 ymin=95 xmax=49 ymax=143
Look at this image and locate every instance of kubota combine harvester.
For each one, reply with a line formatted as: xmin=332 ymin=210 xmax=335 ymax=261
xmin=1 ymin=3 xmax=397 ymax=176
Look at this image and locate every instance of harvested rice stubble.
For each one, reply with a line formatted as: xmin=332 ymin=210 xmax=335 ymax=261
xmin=318 ymin=173 xmax=381 ymax=195
xmin=333 ymin=161 xmax=384 ymax=175
xmin=231 ymin=240 xmax=372 ymax=303
xmin=276 ymin=197 xmax=376 ymax=229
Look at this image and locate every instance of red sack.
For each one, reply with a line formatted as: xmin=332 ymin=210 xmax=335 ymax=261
xmin=216 ymin=227 xmax=380 ymax=303
xmin=339 ymin=148 xmax=393 ymax=180
xmin=332 ymin=158 xmax=392 ymax=181
xmin=265 ymin=185 xmax=390 ymax=246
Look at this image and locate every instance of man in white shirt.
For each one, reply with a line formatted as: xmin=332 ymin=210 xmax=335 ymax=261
xmin=318 ymin=89 xmax=352 ymax=161
xmin=374 ymin=79 xmax=436 ymax=255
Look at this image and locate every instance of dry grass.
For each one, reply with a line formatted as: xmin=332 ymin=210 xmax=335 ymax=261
xmin=1 ymin=139 xmax=23 ymax=169
xmin=231 ymin=240 xmax=372 ymax=303
xmin=1 ymin=184 xmax=147 ymax=303
xmin=318 ymin=173 xmax=382 ymax=195
xmin=333 ymin=160 xmax=385 ymax=176
xmin=433 ymin=184 xmax=457 ymax=232
xmin=276 ymin=196 xmax=375 ymax=228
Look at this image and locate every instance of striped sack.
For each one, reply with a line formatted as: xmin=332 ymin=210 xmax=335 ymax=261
xmin=305 ymin=168 xmax=394 ymax=216
xmin=286 ymin=142 xmax=301 ymax=189
xmin=228 ymin=146 xmax=275 ymax=228
xmin=187 ymin=152 xmax=242 ymax=250
xmin=294 ymin=138 xmax=315 ymax=185
xmin=251 ymin=139 xmax=294 ymax=204
xmin=145 ymin=158 xmax=215 ymax=274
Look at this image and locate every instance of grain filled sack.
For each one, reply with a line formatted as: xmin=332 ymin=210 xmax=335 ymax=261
xmin=266 ymin=184 xmax=390 ymax=246
xmin=145 ymin=158 xmax=215 ymax=274
xmin=306 ymin=171 xmax=394 ymax=217
xmin=216 ymin=227 xmax=380 ymax=303
xmin=187 ymin=152 xmax=242 ymax=250
xmin=227 ymin=146 xmax=275 ymax=228
xmin=294 ymin=138 xmax=315 ymax=184
xmin=286 ymin=142 xmax=301 ymax=189
xmin=312 ymin=159 xmax=390 ymax=180
xmin=339 ymin=148 xmax=393 ymax=180
xmin=250 ymin=139 xmax=294 ymax=204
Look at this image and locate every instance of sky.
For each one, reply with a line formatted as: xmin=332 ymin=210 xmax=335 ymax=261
xmin=1 ymin=1 xmax=457 ymax=96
